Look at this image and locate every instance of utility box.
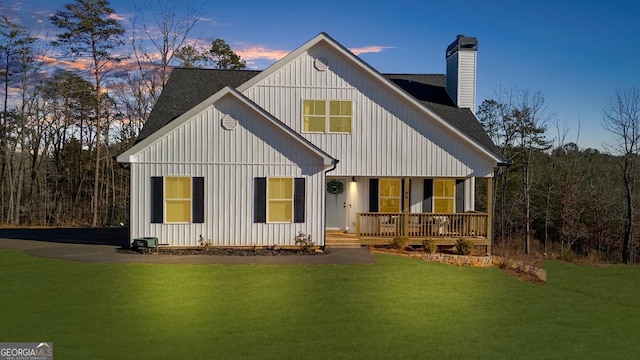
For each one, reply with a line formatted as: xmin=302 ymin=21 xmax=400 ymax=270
xmin=132 ymin=237 xmax=158 ymax=252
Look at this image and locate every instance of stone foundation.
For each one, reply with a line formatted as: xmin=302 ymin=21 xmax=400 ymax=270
xmin=370 ymin=249 xmax=547 ymax=283
xmin=492 ymin=256 xmax=547 ymax=282
xmin=371 ymin=249 xmax=493 ymax=267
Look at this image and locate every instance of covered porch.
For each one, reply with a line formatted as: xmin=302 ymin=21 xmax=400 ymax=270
xmin=325 ymin=177 xmax=494 ymax=254
xmin=358 ymin=212 xmax=490 ymax=250
xmin=325 ymin=212 xmax=491 ymax=252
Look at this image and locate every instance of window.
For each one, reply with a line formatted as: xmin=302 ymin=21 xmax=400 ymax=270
xmin=379 ymin=178 xmax=401 ymax=212
xmin=165 ymin=177 xmax=192 ymax=222
xmin=433 ymin=179 xmax=455 ymax=213
xmin=303 ymin=100 xmax=326 ymax=132
xmin=329 ymin=100 xmax=352 ymax=133
xmin=150 ymin=176 xmax=204 ymax=224
xmin=268 ymin=178 xmax=294 ymax=222
xmin=255 ymin=177 xmax=305 ymax=223
xmin=303 ymin=100 xmax=352 ymax=133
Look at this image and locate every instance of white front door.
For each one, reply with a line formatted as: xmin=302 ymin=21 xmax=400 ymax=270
xmin=326 ymin=179 xmax=347 ymax=229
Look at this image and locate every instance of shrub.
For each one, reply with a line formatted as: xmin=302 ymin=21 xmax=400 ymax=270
xmin=391 ymin=236 xmax=409 ymax=250
xmin=199 ymin=234 xmax=210 ymax=249
xmin=456 ymin=239 xmax=474 ymax=255
xmin=422 ymin=239 xmax=437 ymax=254
xmin=294 ymin=231 xmax=314 ymax=252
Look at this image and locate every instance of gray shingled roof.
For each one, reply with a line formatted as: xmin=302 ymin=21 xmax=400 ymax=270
xmin=383 ymin=74 xmax=502 ymax=157
xmin=136 ymin=68 xmax=260 ymax=142
xmin=135 ymin=68 xmax=501 ymax=159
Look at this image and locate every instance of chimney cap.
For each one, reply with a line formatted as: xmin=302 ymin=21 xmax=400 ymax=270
xmin=446 ymin=35 xmax=478 ymax=58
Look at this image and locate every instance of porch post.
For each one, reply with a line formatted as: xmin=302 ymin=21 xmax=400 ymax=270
xmin=403 ymin=177 xmax=410 ymax=236
xmin=487 ymin=177 xmax=494 ymax=255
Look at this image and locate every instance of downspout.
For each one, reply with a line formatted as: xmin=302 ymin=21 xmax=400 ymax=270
xmin=322 ymin=159 xmax=339 ymax=251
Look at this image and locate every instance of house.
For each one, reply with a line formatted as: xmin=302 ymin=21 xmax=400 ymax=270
xmin=116 ymin=33 xmax=505 ymax=251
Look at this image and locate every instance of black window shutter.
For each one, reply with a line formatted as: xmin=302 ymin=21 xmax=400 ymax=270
xmin=294 ymin=178 xmax=305 ymax=223
xmin=255 ymin=177 xmax=267 ymax=223
xmin=422 ymin=179 xmax=433 ymax=212
xmin=151 ymin=177 xmax=163 ymax=223
xmin=456 ymin=179 xmax=465 ymax=212
xmin=369 ymin=178 xmax=379 ymax=212
xmin=192 ymin=177 xmax=205 ymax=223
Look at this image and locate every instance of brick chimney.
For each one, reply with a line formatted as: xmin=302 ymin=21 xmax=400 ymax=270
xmin=446 ymin=35 xmax=478 ymax=114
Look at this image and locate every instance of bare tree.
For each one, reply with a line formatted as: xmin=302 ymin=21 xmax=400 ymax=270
xmin=130 ymin=0 xmax=202 ymax=101
xmin=602 ymin=87 xmax=640 ymax=264
xmin=479 ymin=87 xmax=551 ymax=254
xmin=478 ymin=93 xmax=518 ymax=243
xmin=0 ymin=16 xmax=39 ymax=224
xmin=513 ymin=90 xmax=552 ymax=254
xmin=51 ymin=0 xmax=126 ymax=227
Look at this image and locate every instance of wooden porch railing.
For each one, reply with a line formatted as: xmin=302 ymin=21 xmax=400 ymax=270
xmin=356 ymin=212 xmax=488 ymax=239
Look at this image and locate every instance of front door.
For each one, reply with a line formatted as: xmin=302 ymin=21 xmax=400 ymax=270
xmin=326 ymin=179 xmax=347 ymax=229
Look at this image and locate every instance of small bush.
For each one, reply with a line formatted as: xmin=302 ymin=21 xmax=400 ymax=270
xmin=391 ymin=236 xmax=409 ymax=250
xmin=422 ymin=239 xmax=437 ymax=254
xmin=562 ymin=249 xmax=574 ymax=262
xmin=199 ymin=234 xmax=210 ymax=249
xmin=456 ymin=239 xmax=474 ymax=255
xmin=294 ymin=231 xmax=314 ymax=252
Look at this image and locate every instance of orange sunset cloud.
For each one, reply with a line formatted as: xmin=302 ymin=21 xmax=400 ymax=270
xmin=235 ymin=44 xmax=393 ymax=62
xmin=349 ymin=46 xmax=394 ymax=55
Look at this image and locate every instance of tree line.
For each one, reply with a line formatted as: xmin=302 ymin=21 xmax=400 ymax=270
xmin=0 ymin=0 xmax=245 ymax=228
xmin=1 ymin=0 xmax=638 ymax=264
xmin=477 ymin=87 xmax=640 ymax=264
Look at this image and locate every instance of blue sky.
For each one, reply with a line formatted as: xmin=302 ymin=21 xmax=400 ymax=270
xmin=4 ymin=0 xmax=640 ymax=150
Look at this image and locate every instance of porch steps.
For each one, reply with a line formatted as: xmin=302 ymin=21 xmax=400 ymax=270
xmin=325 ymin=232 xmax=362 ymax=249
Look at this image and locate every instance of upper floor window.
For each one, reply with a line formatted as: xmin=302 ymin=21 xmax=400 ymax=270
xmin=303 ymin=100 xmax=352 ymax=133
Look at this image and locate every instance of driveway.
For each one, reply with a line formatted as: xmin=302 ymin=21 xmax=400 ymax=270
xmin=0 ymin=228 xmax=376 ymax=265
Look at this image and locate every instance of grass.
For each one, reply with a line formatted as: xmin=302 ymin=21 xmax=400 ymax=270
xmin=1 ymin=250 xmax=639 ymax=359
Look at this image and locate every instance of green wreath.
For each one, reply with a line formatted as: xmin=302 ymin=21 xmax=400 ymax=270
xmin=326 ymin=180 xmax=345 ymax=195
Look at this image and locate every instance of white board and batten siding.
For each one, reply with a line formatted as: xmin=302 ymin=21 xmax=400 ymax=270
xmin=243 ymin=43 xmax=494 ymax=178
xmin=446 ymin=51 xmax=477 ymax=114
xmin=129 ymin=94 xmax=328 ymax=247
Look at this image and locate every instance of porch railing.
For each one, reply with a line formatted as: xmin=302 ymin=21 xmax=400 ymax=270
xmin=356 ymin=212 xmax=488 ymax=238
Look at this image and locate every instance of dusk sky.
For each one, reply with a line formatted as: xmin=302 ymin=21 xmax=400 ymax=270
xmin=3 ymin=0 xmax=640 ymax=150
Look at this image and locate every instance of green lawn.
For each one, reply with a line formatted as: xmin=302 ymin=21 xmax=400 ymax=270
xmin=1 ymin=250 xmax=638 ymax=359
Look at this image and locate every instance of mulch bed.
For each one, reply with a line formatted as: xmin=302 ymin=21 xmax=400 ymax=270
xmin=118 ymin=246 xmax=328 ymax=256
